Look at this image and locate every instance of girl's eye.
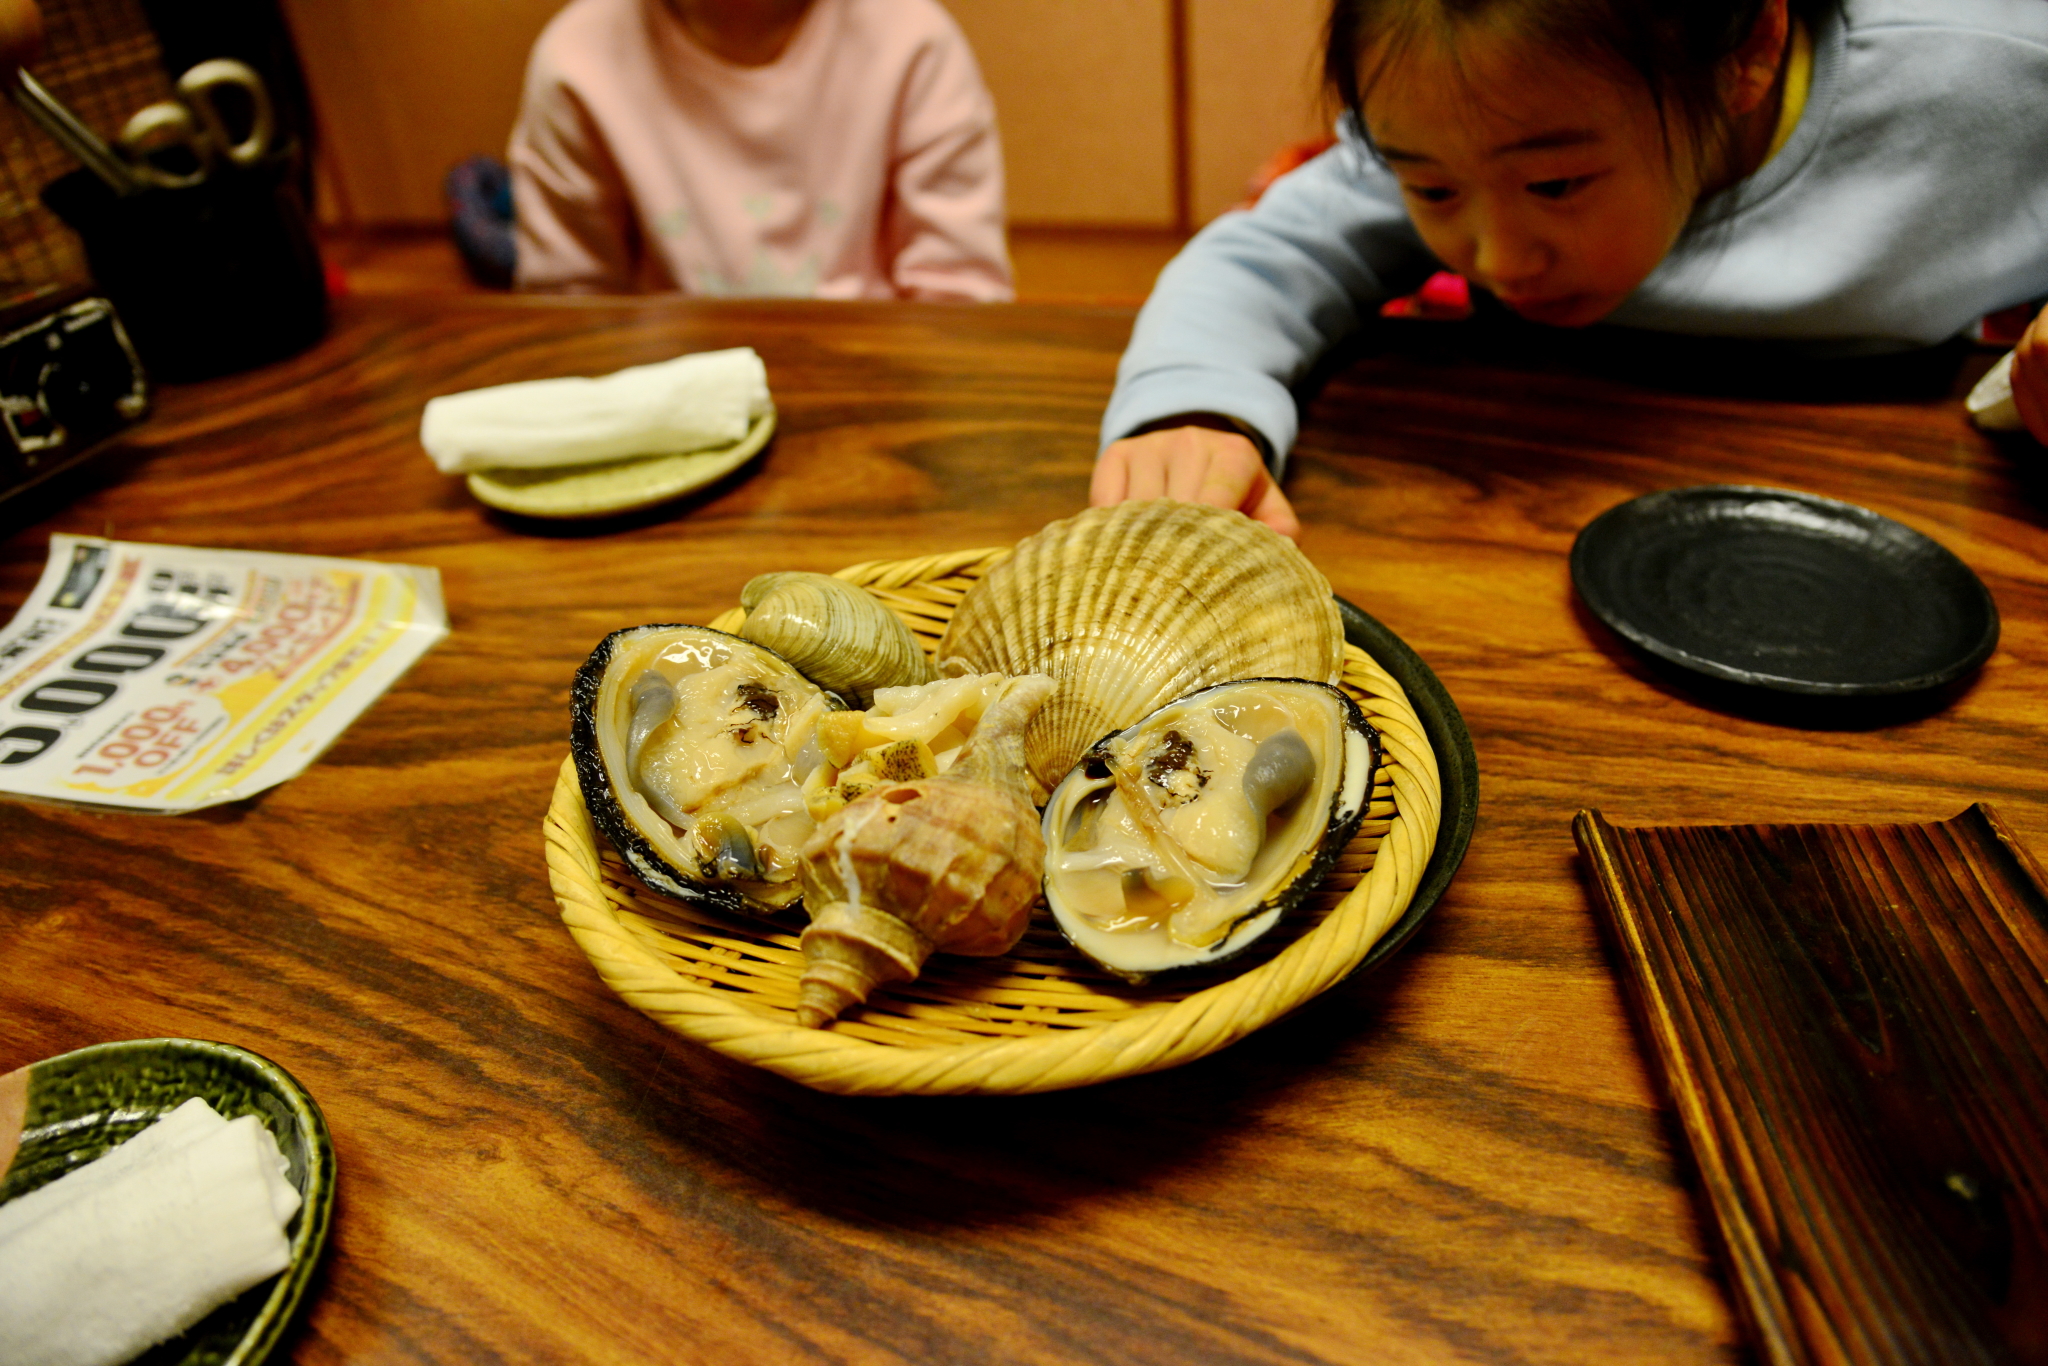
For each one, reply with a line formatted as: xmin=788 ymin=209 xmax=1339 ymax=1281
xmin=1406 ymin=185 xmax=1455 ymax=204
xmin=1528 ymin=175 xmax=1594 ymax=200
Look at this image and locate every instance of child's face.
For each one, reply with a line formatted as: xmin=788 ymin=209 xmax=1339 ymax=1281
xmin=1363 ymin=27 xmax=1703 ymax=327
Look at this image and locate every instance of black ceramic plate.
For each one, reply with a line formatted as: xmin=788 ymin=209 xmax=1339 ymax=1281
xmin=1335 ymin=595 xmax=1478 ymax=976
xmin=0 ymin=1039 xmax=336 ymax=1366
xmin=1570 ymin=486 xmax=1998 ymax=696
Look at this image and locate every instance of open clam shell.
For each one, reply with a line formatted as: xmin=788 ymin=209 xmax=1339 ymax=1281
xmin=571 ymin=624 xmax=839 ymax=916
xmin=1041 ymin=677 xmax=1378 ymax=983
xmin=937 ymin=500 xmax=1344 ymax=795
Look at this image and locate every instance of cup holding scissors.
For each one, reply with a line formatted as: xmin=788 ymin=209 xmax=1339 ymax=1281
xmin=116 ymin=59 xmax=274 ymax=190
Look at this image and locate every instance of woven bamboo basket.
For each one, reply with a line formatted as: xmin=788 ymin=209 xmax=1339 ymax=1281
xmin=543 ymin=545 xmax=1442 ymax=1096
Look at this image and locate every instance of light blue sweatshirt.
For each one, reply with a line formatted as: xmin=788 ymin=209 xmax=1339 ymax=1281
xmin=1101 ymin=0 xmax=2048 ymax=473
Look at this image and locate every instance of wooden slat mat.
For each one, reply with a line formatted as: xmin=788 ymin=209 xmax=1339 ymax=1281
xmin=1574 ymin=804 xmax=2048 ymax=1366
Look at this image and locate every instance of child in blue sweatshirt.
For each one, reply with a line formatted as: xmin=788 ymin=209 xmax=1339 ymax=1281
xmin=1096 ymin=0 xmax=2048 ymax=536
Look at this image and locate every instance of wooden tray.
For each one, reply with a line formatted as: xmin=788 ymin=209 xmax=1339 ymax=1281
xmin=1575 ymin=804 xmax=2048 ymax=1365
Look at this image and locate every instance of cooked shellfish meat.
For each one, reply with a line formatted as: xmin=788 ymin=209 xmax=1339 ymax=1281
xmin=572 ymin=624 xmax=837 ymax=914
xmin=1043 ymin=678 xmax=1376 ymax=982
xmin=802 ymin=673 xmax=1017 ymax=820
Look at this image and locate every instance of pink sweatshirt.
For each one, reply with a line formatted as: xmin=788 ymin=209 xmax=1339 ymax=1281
xmin=509 ymin=0 xmax=1013 ymax=301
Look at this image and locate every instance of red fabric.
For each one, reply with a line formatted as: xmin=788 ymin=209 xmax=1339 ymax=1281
xmin=1978 ymin=302 xmax=2039 ymax=347
xmin=1382 ymin=270 xmax=1472 ymax=320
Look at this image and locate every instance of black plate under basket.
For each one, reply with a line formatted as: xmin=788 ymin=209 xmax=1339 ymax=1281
xmin=1334 ymin=594 xmax=1478 ymax=979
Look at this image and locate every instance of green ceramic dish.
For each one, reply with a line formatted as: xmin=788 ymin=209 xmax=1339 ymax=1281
xmin=465 ymin=406 xmax=777 ymax=518
xmin=0 ymin=1039 xmax=336 ymax=1366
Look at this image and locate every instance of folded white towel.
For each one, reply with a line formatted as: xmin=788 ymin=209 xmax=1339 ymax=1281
xmin=1966 ymin=349 xmax=2022 ymax=431
xmin=0 ymin=1103 xmax=300 ymax=1366
xmin=420 ymin=346 xmax=772 ymax=474
xmin=0 ymin=1097 xmax=227 ymax=1243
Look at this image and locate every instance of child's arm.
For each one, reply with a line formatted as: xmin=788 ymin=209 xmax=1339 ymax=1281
xmin=1100 ymin=137 xmax=1436 ymax=478
xmin=884 ymin=26 xmax=1011 ymax=302
xmin=507 ymin=58 xmax=639 ymax=294
xmin=2014 ymin=308 xmax=2048 ymax=443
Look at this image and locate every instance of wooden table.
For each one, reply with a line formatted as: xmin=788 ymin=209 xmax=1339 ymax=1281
xmin=3 ymin=295 xmax=2041 ymax=1364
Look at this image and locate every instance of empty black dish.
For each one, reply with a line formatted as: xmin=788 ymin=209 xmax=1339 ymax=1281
xmin=1570 ymin=485 xmax=1998 ymax=696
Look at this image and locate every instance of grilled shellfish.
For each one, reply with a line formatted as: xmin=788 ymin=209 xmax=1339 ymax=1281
xmin=1041 ymin=677 xmax=1376 ymax=982
xmin=937 ymin=500 xmax=1345 ymax=796
xmin=571 ymin=624 xmax=838 ymax=915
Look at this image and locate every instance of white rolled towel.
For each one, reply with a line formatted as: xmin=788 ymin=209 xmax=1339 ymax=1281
xmin=420 ymin=346 xmax=772 ymax=474
xmin=0 ymin=1097 xmax=229 ymax=1243
xmin=0 ymin=1103 xmax=301 ymax=1366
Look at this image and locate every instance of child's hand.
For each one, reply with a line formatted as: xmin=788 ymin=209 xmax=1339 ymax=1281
xmin=1092 ymin=425 xmax=1301 ymax=539
xmin=2013 ymin=308 xmax=2048 ymax=443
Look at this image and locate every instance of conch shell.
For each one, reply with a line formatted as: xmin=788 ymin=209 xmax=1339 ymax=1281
xmin=794 ymin=673 xmax=1054 ymax=1028
xmin=937 ymin=500 xmax=1344 ymax=795
xmin=739 ymin=571 xmax=936 ymax=706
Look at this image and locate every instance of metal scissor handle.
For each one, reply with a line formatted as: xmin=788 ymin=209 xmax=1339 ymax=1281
xmin=116 ymin=100 xmax=207 ymax=189
xmin=115 ymin=58 xmax=274 ymax=189
xmin=176 ymin=59 xmax=274 ymax=168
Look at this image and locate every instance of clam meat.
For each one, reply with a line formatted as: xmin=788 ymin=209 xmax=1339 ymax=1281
xmin=802 ymin=672 xmax=1020 ymax=819
xmin=1041 ymin=678 xmax=1376 ymax=982
xmin=572 ymin=624 xmax=839 ymax=914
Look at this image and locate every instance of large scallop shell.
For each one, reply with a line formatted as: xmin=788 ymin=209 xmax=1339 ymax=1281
xmin=936 ymin=500 xmax=1344 ymax=793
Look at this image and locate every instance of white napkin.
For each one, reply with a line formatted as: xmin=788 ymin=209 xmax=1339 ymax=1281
xmin=1966 ymin=349 xmax=2022 ymax=431
xmin=0 ymin=1101 xmax=301 ymax=1366
xmin=420 ymin=346 xmax=772 ymax=474
xmin=0 ymin=1097 xmax=227 ymax=1243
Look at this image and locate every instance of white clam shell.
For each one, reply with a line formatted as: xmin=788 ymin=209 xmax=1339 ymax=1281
xmin=936 ymin=500 xmax=1344 ymax=793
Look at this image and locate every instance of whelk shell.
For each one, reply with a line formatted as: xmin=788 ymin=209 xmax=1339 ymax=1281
xmin=794 ymin=673 xmax=1053 ymax=1027
xmin=936 ymin=500 xmax=1344 ymax=795
xmin=739 ymin=571 xmax=936 ymax=707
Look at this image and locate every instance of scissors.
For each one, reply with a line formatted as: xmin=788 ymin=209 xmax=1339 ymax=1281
xmin=115 ymin=59 xmax=275 ymax=190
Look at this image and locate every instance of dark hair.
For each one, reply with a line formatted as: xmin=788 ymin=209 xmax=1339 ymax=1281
xmin=1326 ymin=0 xmax=1835 ymax=170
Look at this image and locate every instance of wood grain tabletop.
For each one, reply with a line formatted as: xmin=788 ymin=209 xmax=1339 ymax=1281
xmin=2 ymin=295 xmax=2043 ymax=1365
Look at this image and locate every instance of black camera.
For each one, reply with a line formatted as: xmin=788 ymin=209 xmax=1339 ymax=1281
xmin=0 ymin=294 xmax=150 ymax=514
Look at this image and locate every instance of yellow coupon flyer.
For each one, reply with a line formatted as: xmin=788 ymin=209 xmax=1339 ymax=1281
xmin=0 ymin=536 xmax=447 ymax=811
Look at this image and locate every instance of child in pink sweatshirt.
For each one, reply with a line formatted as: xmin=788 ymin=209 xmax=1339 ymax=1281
xmin=509 ymin=0 xmax=1013 ymax=300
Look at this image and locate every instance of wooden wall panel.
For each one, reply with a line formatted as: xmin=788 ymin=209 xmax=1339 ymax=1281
xmin=1187 ymin=0 xmax=1332 ymax=223
xmin=282 ymin=0 xmax=564 ymax=224
xmin=942 ymin=0 xmax=1176 ymax=228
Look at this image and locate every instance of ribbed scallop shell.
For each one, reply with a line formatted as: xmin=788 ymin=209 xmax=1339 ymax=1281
xmin=936 ymin=500 xmax=1344 ymax=793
